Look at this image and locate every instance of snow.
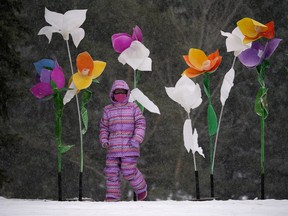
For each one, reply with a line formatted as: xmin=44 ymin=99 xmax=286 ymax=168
xmin=1 ymin=197 xmax=288 ymax=216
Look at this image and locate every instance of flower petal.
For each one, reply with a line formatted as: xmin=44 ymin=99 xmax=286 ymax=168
xmin=188 ymin=48 xmax=208 ymax=70
xmin=208 ymin=56 xmax=222 ymax=72
xmin=137 ymin=57 xmax=152 ymax=71
xmin=63 ymin=9 xmax=87 ymax=32
xmin=70 ymin=28 xmax=85 ymax=47
xmin=118 ymin=41 xmax=150 ymax=70
xmin=91 ymin=61 xmax=107 ymax=79
xmin=51 ymin=64 xmax=65 ymax=89
xmin=112 ymin=34 xmax=133 ymax=53
xmin=263 ymin=38 xmax=282 ymax=59
xmin=38 ymin=26 xmax=59 ymax=43
xmin=237 ymin=18 xmax=267 ymax=39
xmin=182 ymin=67 xmax=203 ymax=78
xmin=30 ymin=82 xmax=53 ymax=99
xmin=76 ymin=52 xmax=94 ymax=75
xmin=132 ymin=25 xmax=143 ymax=42
xmin=73 ymin=72 xmax=92 ymax=90
xmin=238 ymin=48 xmax=261 ymax=68
xmin=261 ymin=21 xmax=274 ymax=39
xmin=44 ymin=8 xmax=63 ymax=30
xmin=40 ymin=69 xmax=51 ymax=83
xmin=33 ymin=59 xmax=55 ymax=75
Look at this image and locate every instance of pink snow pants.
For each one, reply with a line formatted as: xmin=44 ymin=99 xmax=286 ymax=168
xmin=104 ymin=157 xmax=147 ymax=200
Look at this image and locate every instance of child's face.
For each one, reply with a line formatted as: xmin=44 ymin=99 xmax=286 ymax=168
xmin=113 ymin=89 xmax=127 ymax=102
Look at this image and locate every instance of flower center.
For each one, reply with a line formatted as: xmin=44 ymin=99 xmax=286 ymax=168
xmin=257 ymin=49 xmax=264 ymax=58
xmin=81 ymin=68 xmax=89 ymax=76
xmin=202 ymin=60 xmax=211 ymax=70
xmin=254 ymin=26 xmax=263 ymax=33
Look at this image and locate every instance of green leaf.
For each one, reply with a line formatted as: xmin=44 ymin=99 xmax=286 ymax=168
xmin=136 ymin=101 xmax=145 ymax=113
xmin=255 ymin=87 xmax=268 ymax=119
xmin=59 ymin=145 xmax=74 ymax=154
xmin=92 ymin=79 xmax=100 ymax=84
xmin=207 ymin=104 xmax=218 ymax=136
xmin=41 ymin=94 xmax=54 ymax=101
xmin=81 ymin=89 xmax=92 ymax=135
xmin=256 ymin=60 xmax=270 ymax=87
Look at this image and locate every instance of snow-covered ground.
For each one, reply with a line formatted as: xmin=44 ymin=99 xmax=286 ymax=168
xmin=1 ymin=197 xmax=288 ymax=216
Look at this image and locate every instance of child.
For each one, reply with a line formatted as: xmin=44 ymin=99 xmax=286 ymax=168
xmin=99 ymin=80 xmax=147 ymax=201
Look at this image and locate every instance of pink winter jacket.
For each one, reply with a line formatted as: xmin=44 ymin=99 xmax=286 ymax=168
xmin=99 ymin=80 xmax=146 ymax=157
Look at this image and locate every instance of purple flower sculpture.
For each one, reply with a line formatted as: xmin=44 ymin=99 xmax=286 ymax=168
xmin=30 ymin=59 xmax=65 ymax=99
xmin=238 ymin=38 xmax=282 ymax=68
xmin=111 ymin=25 xmax=142 ymax=53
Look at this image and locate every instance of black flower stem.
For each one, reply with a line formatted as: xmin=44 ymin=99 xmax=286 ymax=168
xmin=65 ymin=40 xmax=84 ymax=201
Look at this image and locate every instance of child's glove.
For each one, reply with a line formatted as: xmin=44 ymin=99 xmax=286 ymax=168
xmin=103 ymin=143 xmax=109 ymax=149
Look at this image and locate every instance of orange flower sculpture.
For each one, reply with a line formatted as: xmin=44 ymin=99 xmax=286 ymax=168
xmin=182 ymin=49 xmax=222 ymax=78
xmin=237 ymin=18 xmax=274 ymax=44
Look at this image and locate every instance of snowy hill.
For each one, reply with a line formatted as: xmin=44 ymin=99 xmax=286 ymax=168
xmin=1 ymin=197 xmax=288 ymax=216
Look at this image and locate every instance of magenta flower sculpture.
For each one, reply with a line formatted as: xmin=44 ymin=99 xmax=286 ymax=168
xmin=238 ymin=38 xmax=282 ymax=68
xmin=112 ymin=25 xmax=142 ymax=53
xmin=111 ymin=25 xmax=158 ymax=115
xmin=31 ymin=59 xmax=65 ymax=99
xmin=30 ymin=59 xmax=73 ymax=201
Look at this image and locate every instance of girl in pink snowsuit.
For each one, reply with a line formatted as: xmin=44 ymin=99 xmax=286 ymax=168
xmin=99 ymin=80 xmax=147 ymax=201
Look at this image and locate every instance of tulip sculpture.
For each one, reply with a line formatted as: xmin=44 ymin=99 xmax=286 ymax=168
xmin=30 ymin=59 xmax=73 ymax=201
xmin=236 ymin=17 xmax=281 ymax=199
xmin=210 ymin=27 xmax=252 ymax=191
xmin=182 ymin=48 xmax=222 ymax=197
xmin=112 ymin=26 xmax=160 ymax=114
xmin=166 ymin=75 xmax=204 ymax=200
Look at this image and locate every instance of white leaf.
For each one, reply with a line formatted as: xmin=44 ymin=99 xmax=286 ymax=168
xmin=130 ymin=88 xmax=160 ymax=114
xmin=220 ymin=67 xmax=235 ymax=106
xmin=183 ymin=119 xmax=193 ymax=153
xmin=63 ymin=82 xmax=77 ymax=105
xmin=183 ymin=120 xmax=205 ymax=157
xmin=192 ymin=129 xmax=205 ymax=158
xmin=118 ymin=41 xmax=152 ymax=71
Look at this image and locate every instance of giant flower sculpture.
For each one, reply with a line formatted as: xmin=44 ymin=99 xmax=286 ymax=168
xmin=236 ymin=17 xmax=281 ymax=199
xmin=182 ymin=48 xmax=222 ymax=78
xmin=30 ymin=59 xmax=73 ymax=201
xmin=63 ymin=51 xmax=106 ymax=104
xmin=111 ymin=26 xmax=158 ymax=114
xmin=165 ymin=74 xmax=203 ymax=199
xmin=30 ymin=59 xmax=65 ymax=99
xmin=237 ymin=18 xmax=274 ymax=44
xmin=182 ymin=48 xmax=222 ymax=198
xmin=38 ymin=8 xmax=87 ymax=48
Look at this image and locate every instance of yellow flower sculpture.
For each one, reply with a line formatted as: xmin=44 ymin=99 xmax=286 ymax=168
xmin=237 ymin=18 xmax=274 ymax=44
xmin=182 ymin=48 xmax=222 ymax=78
xmin=64 ymin=51 xmax=106 ymax=104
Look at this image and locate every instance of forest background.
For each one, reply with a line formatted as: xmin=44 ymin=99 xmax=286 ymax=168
xmin=0 ymin=0 xmax=287 ymax=201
